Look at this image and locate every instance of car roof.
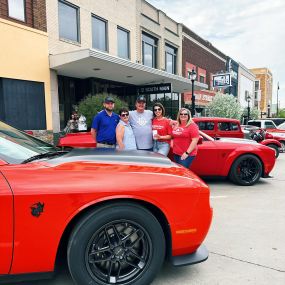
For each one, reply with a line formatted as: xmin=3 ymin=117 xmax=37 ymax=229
xmin=193 ymin=117 xmax=240 ymax=123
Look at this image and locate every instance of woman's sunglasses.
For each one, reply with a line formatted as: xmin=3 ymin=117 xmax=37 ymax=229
xmin=120 ymin=113 xmax=129 ymax=117
xmin=154 ymin=108 xmax=162 ymax=111
xmin=180 ymin=113 xmax=189 ymax=116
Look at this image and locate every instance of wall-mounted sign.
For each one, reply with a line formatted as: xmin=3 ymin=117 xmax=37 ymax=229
xmin=212 ymin=73 xmax=231 ymax=88
xmin=137 ymin=83 xmax=172 ymax=94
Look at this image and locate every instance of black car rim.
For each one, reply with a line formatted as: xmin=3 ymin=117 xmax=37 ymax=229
xmin=85 ymin=220 xmax=152 ymax=284
xmin=236 ymin=158 xmax=260 ymax=183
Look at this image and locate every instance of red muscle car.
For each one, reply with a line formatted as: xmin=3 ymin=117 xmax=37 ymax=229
xmin=58 ymin=131 xmax=276 ymax=186
xmin=0 ymin=120 xmax=212 ymax=285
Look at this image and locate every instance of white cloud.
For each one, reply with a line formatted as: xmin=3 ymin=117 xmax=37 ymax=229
xmin=147 ymin=0 xmax=285 ymax=108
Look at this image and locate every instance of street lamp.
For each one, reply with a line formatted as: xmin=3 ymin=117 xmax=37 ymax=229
xmin=189 ymin=68 xmax=197 ymax=117
xmin=277 ymin=82 xmax=280 ymax=116
xmin=267 ymin=103 xmax=271 ymax=118
xmin=246 ymin=94 xmax=251 ymax=123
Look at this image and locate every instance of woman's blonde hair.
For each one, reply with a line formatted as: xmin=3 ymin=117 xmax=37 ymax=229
xmin=176 ymin=108 xmax=192 ymax=127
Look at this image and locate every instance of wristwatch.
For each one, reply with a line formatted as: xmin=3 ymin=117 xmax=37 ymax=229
xmin=185 ymin=151 xmax=189 ymax=155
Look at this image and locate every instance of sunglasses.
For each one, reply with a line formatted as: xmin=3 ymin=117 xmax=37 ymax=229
xmin=120 ymin=113 xmax=129 ymax=117
xmin=154 ymin=108 xmax=162 ymax=111
xmin=180 ymin=113 xmax=189 ymax=116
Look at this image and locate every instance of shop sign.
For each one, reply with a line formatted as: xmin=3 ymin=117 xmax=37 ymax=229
xmin=212 ymin=73 xmax=231 ymax=87
xmin=137 ymin=83 xmax=172 ymax=94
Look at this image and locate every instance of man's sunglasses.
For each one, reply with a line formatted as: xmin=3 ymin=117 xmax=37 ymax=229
xmin=121 ymin=113 xmax=129 ymax=117
xmin=154 ymin=108 xmax=162 ymax=111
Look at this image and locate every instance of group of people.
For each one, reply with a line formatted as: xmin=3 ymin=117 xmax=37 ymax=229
xmin=91 ymin=95 xmax=200 ymax=168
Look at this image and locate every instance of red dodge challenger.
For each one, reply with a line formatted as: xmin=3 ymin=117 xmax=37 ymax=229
xmin=59 ymin=130 xmax=276 ymax=186
xmin=0 ymin=121 xmax=212 ymax=285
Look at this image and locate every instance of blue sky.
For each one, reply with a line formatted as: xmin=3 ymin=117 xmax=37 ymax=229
xmin=147 ymin=0 xmax=285 ymax=108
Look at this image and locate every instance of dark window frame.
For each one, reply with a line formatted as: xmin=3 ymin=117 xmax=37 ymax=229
xmin=142 ymin=32 xmax=158 ymax=68
xmin=8 ymin=0 xmax=26 ymax=22
xmin=58 ymin=0 xmax=80 ymax=43
xmin=165 ymin=43 xmax=177 ymax=74
xmin=117 ymin=26 xmax=130 ymax=59
xmin=92 ymin=14 xmax=108 ymax=52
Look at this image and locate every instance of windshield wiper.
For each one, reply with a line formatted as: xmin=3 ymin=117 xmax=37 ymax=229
xmin=21 ymin=151 xmax=66 ymax=164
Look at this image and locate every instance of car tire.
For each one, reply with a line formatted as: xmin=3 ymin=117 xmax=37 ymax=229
xmin=229 ymin=154 xmax=263 ymax=186
xmin=267 ymin=144 xmax=279 ymax=158
xmin=280 ymin=141 xmax=285 ymax=153
xmin=67 ymin=203 xmax=165 ymax=285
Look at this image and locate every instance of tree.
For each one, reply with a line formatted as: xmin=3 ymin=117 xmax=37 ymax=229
xmin=208 ymin=92 xmax=243 ymax=120
xmin=277 ymin=108 xmax=285 ymax=118
xmin=77 ymin=93 xmax=128 ymax=127
xmin=241 ymin=107 xmax=259 ymax=121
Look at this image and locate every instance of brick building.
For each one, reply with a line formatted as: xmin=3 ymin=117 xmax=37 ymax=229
xmin=182 ymin=26 xmax=227 ymax=115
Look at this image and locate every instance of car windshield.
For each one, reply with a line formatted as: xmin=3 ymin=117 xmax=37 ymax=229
xmin=199 ymin=131 xmax=214 ymax=141
xmin=0 ymin=121 xmax=57 ymax=164
xmin=278 ymin=122 xmax=285 ymax=130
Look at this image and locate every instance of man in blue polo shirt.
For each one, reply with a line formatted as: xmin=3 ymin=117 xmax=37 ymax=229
xmin=91 ymin=96 xmax=120 ymax=148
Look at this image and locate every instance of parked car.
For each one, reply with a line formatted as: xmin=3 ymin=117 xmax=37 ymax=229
xmin=278 ymin=122 xmax=285 ymax=130
xmin=58 ymin=129 xmax=276 ymax=186
xmin=0 ymin=120 xmax=212 ymax=285
xmin=269 ymin=118 xmax=285 ymax=126
xmin=248 ymin=119 xmax=285 ymax=152
xmin=241 ymin=125 xmax=281 ymax=157
xmin=192 ymin=117 xmax=244 ymax=139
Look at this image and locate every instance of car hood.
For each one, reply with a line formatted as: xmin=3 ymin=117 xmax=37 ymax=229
xmin=48 ymin=148 xmax=176 ymax=168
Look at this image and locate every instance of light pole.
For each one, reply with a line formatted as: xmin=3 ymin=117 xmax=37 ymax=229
xmin=189 ymin=68 xmax=197 ymax=117
xmin=267 ymin=103 xmax=271 ymax=118
xmin=277 ymin=82 xmax=280 ymax=116
xmin=247 ymin=94 xmax=251 ymax=123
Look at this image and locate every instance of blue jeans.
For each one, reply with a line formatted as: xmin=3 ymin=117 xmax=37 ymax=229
xmin=153 ymin=141 xmax=170 ymax=156
xmin=174 ymin=154 xmax=196 ymax=168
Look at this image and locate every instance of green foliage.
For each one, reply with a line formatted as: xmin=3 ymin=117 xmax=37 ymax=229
xmin=277 ymin=108 xmax=285 ymax=118
xmin=77 ymin=93 xmax=128 ymax=127
xmin=242 ymin=107 xmax=259 ymax=120
xmin=208 ymin=93 xmax=243 ymax=120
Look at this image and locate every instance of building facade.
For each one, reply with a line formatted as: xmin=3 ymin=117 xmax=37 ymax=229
xmin=0 ymin=0 xmax=52 ymax=132
xmin=47 ymin=0 xmax=205 ymax=132
xmin=238 ymin=63 xmax=256 ymax=109
xmin=182 ymin=26 xmax=227 ymax=115
xmin=250 ymin=68 xmax=273 ymax=116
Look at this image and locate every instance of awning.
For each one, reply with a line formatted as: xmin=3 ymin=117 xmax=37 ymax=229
xmin=49 ymin=49 xmax=208 ymax=93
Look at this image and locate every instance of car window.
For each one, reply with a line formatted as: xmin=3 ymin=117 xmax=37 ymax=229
xmin=231 ymin=123 xmax=239 ymax=131
xmin=264 ymin=122 xmax=276 ymax=129
xmin=218 ymin=122 xmax=231 ymax=131
xmin=197 ymin=122 xmax=214 ymax=130
xmin=248 ymin=121 xmax=261 ymax=128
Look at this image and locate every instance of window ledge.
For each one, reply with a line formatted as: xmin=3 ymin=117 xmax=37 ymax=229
xmin=59 ymin=38 xmax=81 ymax=47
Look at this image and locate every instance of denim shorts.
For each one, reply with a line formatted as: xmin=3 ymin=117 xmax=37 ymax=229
xmin=174 ymin=154 xmax=196 ymax=168
xmin=153 ymin=141 xmax=170 ymax=156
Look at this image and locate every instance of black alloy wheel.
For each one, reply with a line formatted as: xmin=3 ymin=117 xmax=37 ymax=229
xmin=229 ymin=154 xmax=262 ymax=186
xmin=67 ymin=203 xmax=165 ymax=285
xmin=267 ymin=144 xmax=279 ymax=158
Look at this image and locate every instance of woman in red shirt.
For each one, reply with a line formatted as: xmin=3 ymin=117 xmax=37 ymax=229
xmin=172 ymin=108 xmax=200 ymax=168
xmin=152 ymin=103 xmax=172 ymax=156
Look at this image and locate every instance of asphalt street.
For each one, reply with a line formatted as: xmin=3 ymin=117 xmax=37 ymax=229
xmin=15 ymin=154 xmax=285 ymax=285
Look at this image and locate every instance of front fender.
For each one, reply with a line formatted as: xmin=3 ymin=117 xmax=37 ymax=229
xmin=219 ymin=147 xmax=264 ymax=177
xmin=260 ymin=139 xmax=281 ymax=147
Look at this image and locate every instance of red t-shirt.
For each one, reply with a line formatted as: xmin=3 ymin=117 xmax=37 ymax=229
xmin=172 ymin=122 xmax=199 ymax=156
xmin=152 ymin=117 xmax=172 ymax=144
